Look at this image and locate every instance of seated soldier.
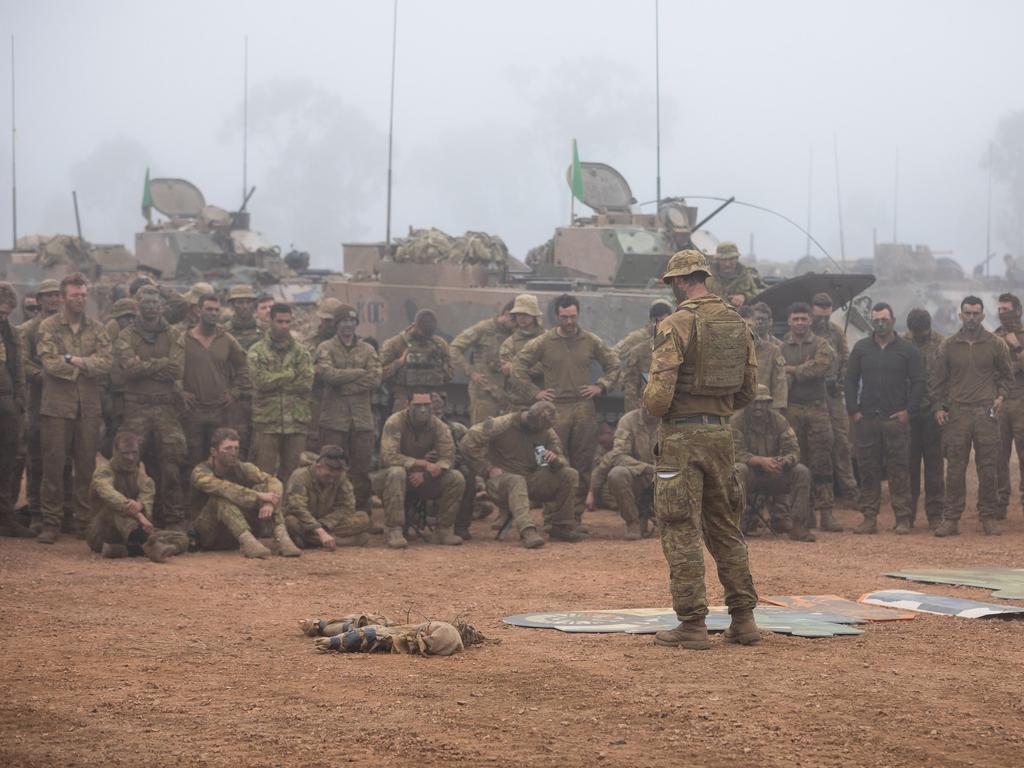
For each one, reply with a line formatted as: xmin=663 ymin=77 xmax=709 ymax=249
xmin=190 ymin=427 xmax=300 ymax=558
xmin=461 ymin=401 xmax=584 ymax=549
xmin=731 ymin=385 xmax=815 ymax=542
xmin=585 ymin=407 xmax=659 ymax=540
xmin=283 ymin=445 xmax=371 ymax=550
xmin=86 ymin=431 xmax=188 ymax=562
xmin=372 ymin=392 xmax=465 ymax=549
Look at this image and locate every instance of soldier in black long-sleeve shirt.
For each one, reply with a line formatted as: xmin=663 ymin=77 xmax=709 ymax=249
xmin=846 ymin=302 xmax=925 ymax=535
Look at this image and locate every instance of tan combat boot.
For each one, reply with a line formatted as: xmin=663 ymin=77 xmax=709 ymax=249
xmin=894 ymin=517 xmax=911 ymax=535
xmin=654 ymin=618 xmax=712 ymax=650
xmin=819 ymin=510 xmax=844 ymax=532
xmin=788 ymin=522 xmax=816 ymax=542
xmin=274 ymin=524 xmax=303 ymax=557
xmin=238 ymin=530 xmax=272 ymax=558
xmin=982 ymin=518 xmax=1003 ymax=536
xmin=36 ymin=526 xmax=59 ymax=545
xmin=520 ymin=527 xmax=545 ymax=549
xmin=853 ymin=515 xmax=877 ymax=534
xmin=385 ymin=526 xmax=408 ymax=549
xmin=723 ymin=609 xmax=761 ymax=645
xmin=934 ymin=518 xmax=959 ymax=537
xmin=549 ymin=526 xmax=587 ymax=543
xmin=142 ymin=537 xmax=177 ymax=563
xmin=624 ymin=521 xmax=642 ymax=541
xmin=426 ymin=527 xmax=463 ymax=546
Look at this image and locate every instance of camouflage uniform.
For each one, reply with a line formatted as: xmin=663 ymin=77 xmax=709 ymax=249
xmin=283 ymin=460 xmax=369 ymax=547
xmin=190 ymin=459 xmax=284 ymax=551
xmin=380 ymin=329 xmax=453 ymax=411
xmin=705 ymin=242 xmax=765 ymax=305
xmin=931 ymin=328 xmax=1012 ymax=524
xmin=224 ymin=286 xmax=262 ymax=456
xmin=499 ymin=325 xmax=544 ymax=412
xmin=37 ymin=312 xmax=113 ymax=533
xmin=905 ymin=329 xmax=946 ymax=526
xmin=994 ymin=323 xmax=1024 ymax=519
xmin=813 ymin=319 xmax=858 ymax=498
xmin=304 ymin=297 xmax=342 ymax=452
xmin=372 ymin=409 xmax=465 ymax=530
xmin=461 ymin=412 xmax=578 ymax=536
xmin=114 ymin=318 xmax=188 ymax=528
xmin=314 ymin=334 xmax=381 ymax=510
xmin=779 ymin=332 xmax=836 ymax=522
xmin=589 ymin=409 xmax=657 ymax=533
xmin=509 ymin=326 xmax=619 ymax=516
xmin=450 ymin=316 xmax=512 ymax=424
xmin=619 ymin=335 xmax=655 ymax=414
xmin=644 ymin=278 xmax=758 ymax=621
xmin=0 ymin=310 xmax=26 ymax=532
xmin=753 ymin=333 xmax=788 ymax=410
xmin=100 ymin=299 xmax=136 ymax=458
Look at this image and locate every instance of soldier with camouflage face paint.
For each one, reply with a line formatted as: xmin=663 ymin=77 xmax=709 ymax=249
xmin=746 ymin=303 xmax=788 ymax=410
xmin=450 ymin=300 xmax=514 ymax=425
xmin=283 ymin=445 xmax=370 ymax=550
xmin=100 ymin=298 xmax=137 ymax=459
xmin=380 ymin=309 xmax=453 ymax=412
xmin=305 ymin=297 xmax=343 ymax=453
xmin=706 ymin=241 xmax=765 ymax=307
xmin=225 ymin=285 xmax=263 ymax=351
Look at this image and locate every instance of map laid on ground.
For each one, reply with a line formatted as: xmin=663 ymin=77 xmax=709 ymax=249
xmin=763 ymin=594 xmax=916 ymax=621
xmin=861 ymin=590 xmax=1024 ymax=619
xmin=885 ymin=568 xmax=1024 ymax=600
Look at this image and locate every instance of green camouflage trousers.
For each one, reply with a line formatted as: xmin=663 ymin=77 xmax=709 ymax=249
xmin=735 ymin=461 xmax=810 ymax=529
xmin=86 ymin=503 xmax=188 ymax=556
xmin=785 ymin=401 xmax=835 ymax=516
xmin=484 ymin=465 xmax=579 ymax=534
xmin=655 ymin=423 xmax=757 ymax=621
xmin=370 ymin=466 xmax=465 ymax=528
xmin=319 ymin=428 xmax=374 ymax=511
xmin=942 ymin=404 xmax=1000 ymax=521
xmin=909 ymin=414 xmax=945 ymax=525
xmin=854 ymin=416 xmax=911 ymax=520
xmin=605 ymin=465 xmax=647 ymax=523
xmin=193 ymin=496 xmax=284 ymax=550
xmin=40 ymin=414 xmax=101 ymax=530
xmin=468 ymin=382 xmax=508 ymax=426
xmin=252 ymin=431 xmax=307 ymax=483
xmin=827 ymin=392 xmax=858 ymax=496
xmin=997 ymin=397 xmax=1024 ymax=518
xmin=0 ymin=397 xmax=21 ymax=527
xmin=285 ymin=509 xmax=370 ymax=547
xmin=121 ymin=401 xmax=188 ymax=528
xmin=554 ymin=399 xmax=599 ymax=515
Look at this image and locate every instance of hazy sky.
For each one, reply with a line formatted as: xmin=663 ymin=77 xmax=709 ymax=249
xmin=1 ymin=0 xmax=1021 ymax=271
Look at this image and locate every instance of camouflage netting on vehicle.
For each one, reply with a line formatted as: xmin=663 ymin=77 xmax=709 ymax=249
xmin=15 ymin=234 xmax=94 ymax=271
xmin=393 ymin=228 xmax=510 ymax=266
xmin=525 ymin=238 xmax=554 ymax=267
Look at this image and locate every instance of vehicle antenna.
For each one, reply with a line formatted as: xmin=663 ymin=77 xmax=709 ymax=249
xmin=385 ymin=0 xmax=399 ymax=259
xmin=833 ymin=132 xmax=846 ymax=269
xmin=805 ymin=144 xmax=813 ymax=256
xmin=243 ymin=35 xmax=248 ymax=206
xmin=10 ymin=35 xmax=17 ymax=248
xmin=892 ymin=146 xmax=899 ymax=243
xmin=654 ymin=0 xmax=662 ymax=211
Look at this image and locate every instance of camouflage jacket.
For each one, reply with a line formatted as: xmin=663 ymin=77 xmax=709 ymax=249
xmin=380 ymin=410 xmax=455 ymax=471
xmin=510 ymin=327 xmax=619 ymax=403
xmin=707 ymin=263 xmax=765 ymax=304
xmin=731 ymin=408 xmax=799 ymax=466
xmin=225 ymin=317 xmax=263 ymax=352
xmin=37 ymin=312 xmax=113 ymax=419
xmin=754 ymin=336 xmax=788 ymax=410
xmin=499 ymin=325 xmax=545 ymax=408
xmin=314 ymin=335 xmax=382 ymax=432
xmin=779 ymin=332 xmax=834 ymax=405
xmin=90 ymin=456 xmax=156 ymax=516
xmin=450 ymin=317 xmax=512 ymax=400
xmin=17 ymin=314 xmax=47 ymax=407
xmin=813 ymin=320 xmax=849 ymax=395
xmin=115 ymin=319 xmax=183 ymax=402
xmin=612 ymin=325 xmax=652 ymax=391
xmin=930 ymin=327 xmax=1012 ymax=410
xmin=380 ymin=330 xmax=453 ymax=391
xmin=589 ymin=409 xmax=657 ymax=493
xmin=190 ymin=459 xmax=283 ymax=513
xmin=0 ymin=317 xmax=25 ymax=405
xmin=461 ymin=411 xmax=567 ymax=477
xmin=903 ymin=329 xmax=945 ymax=415
xmin=995 ymin=324 xmax=1024 ymax=400
xmin=643 ymin=295 xmax=756 ymax=419
xmin=620 ymin=333 xmax=655 ymax=413
xmin=283 ymin=463 xmax=356 ymax=533
xmin=247 ymin=334 xmax=314 ymax=433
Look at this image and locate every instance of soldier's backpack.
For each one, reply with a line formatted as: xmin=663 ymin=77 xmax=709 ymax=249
xmin=676 ymin=302 xmax=748 ymax=396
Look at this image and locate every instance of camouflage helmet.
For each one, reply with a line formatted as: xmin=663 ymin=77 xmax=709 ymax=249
xmin=510 ymin=293 xmax=542 ymax=317
xmin=108 ymin=298 xmax=138 ymax=319
xmin=228 ymin=284 xmax=257 ymax=302
xmin=754 ymin=384 xmax=773 ymax=402
xmin=661 ymin=249 xmax=711 ymax=283
xmin=715 ymin=241 xmax=741 ymax=260
xmin=317 ymin=297 xmax=343 ymax=320
xmin=185 ymin=282 xmax=215 ymax=305
xmin=37 ymin=278 xmax=60 ymax=295
xmin=334 ymin=303 xmax=359 ymax=323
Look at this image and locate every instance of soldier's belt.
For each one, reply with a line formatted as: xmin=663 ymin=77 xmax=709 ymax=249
xmin=124 ymin=393 xmax=177 ymax=405
xmin=666 ymin=414 xmax=727 ymax=426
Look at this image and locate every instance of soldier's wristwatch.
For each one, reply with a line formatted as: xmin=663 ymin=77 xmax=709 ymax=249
xmin=63 ymin=353 xmax=73 ymax=363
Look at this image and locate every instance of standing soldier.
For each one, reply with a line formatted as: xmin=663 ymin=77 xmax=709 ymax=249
xmin=128 ymin=274 xmax=190 ymax=326
xmin=644 ymin=249 xmax=759 ymax=650
xmin=37 ymin=273 xmax=113 ymax=543
xmin=101 ymin=298 xmax=137 ymax=459
xmin=255 ymin=294 xmax=273 ymax=325
xmin=282 ymin=445 xmax=371 ymax=550
xmin=498 ymin=294 xmax=544 ymax=413
xmin=178 ymin=293 xmax=251 ymax=470
xmin=0 ymin=282 xmax=31 ymax=537
xmin=248 ymin=303 xmax=314 ymax=483
xmin=114 ymin=287 xmax=188 ymax=530
xmin=746 ymin=303 xmax=788 ymax=410
xmin=932 ymin=296 xmax=1012 ymax=536
xmin=305 ymin=297 xmax=342 ymax=451
xmin=449 ymin=300 xmax=514 ymax=424
xmin=224 ymin=285 xmax=263 ymax=351
xmin=380 ymin=309 xmax=453 ymax=411
xmin=19 ymin=292 xmax=40 ymax=324
xmin=904 ymin=308 xmax=945 ymax=529
xmin=13 ymin=278 xmax=61 ymax=529
xmin=613 ymin=299 xmax=674 ymax=367
xmin=618 ymin=301 xmax=674 ymax=414
xmin=994 ymin=293 xmax=1024 ymax=521
xmin=780 ymin=302 xmax=841 ymax=532
xmin=314 ymin=303 xmax=381 ymax=514
xmin=810 ymin=292 xmax=859 ymax=502
xmin=706 ymin=241 xmax=765 ymax=307
xmin=373 ymin=392 xmax=465 ymax=549
xmin=509 ymin=293 xmax=619 ymax=524
xmin=846 ymin=303 xmax=925 ymax=535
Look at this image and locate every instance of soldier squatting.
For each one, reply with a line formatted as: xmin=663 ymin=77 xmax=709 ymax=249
xmin=0 ymin=244 xmax=1018 ymax=647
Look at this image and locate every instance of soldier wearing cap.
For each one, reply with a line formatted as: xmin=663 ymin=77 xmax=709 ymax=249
xmin=706 ymin=241 xmax=765 ymax=307
xmin=617 ymin=299 xmax=674 ymax=413
xmin=746 ymin=302 xmax=788 ymax=410
xmin=100 ymin=298 xmax=138 ymax=459
xmin=380 ymin=309 xmax=453 ymax=411
xmin=305 ymin=297 xmax=343 ymax=452
xmin=225 ymin=284 xmax=262 ymax=351
xmin=13 ymin=278 xmax=62 ymax=529
xmin=450 ymin=300 xmax=515 ymax=425
xmin=732 ymin=385 xmax=815 ymax=542
xmin=179 ymin=281 xmax=215 ymax=330
xmin=499 ymin=294 xmax=545 ymax=413
xmin=313 ymin=303 xmax=381 ymax=513
xmin=810 ymin=292 xmax=858 ymax=501
xmin=644 ymin=249 xmax=760 ymax=650
xmin=282 ymin=445 xmax=370 ymax=550
xmin=128 ymin=274 xmax=190 ymax=326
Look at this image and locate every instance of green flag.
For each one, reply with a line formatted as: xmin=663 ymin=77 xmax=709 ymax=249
xmin=141 ymin=167 xmax=153 ymax=220
xmin=570 ymin=139 xmax=585 ymax=202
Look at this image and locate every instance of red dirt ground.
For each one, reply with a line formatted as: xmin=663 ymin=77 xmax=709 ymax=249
xmin=2 ymin=493 xmax=1024 ymax=767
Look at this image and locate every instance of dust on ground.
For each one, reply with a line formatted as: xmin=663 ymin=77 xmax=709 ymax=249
xmin=2 ymin=495 xmax=1023 ymax=768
